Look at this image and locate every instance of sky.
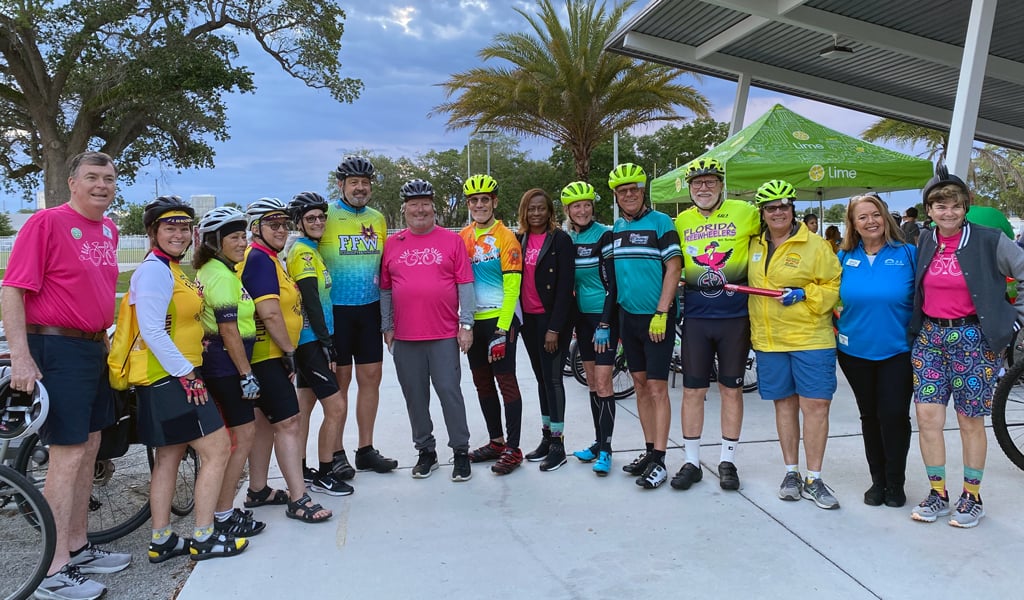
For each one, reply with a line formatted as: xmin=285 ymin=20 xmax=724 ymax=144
xmin=7 ymin=0 xmax=927 ymax=214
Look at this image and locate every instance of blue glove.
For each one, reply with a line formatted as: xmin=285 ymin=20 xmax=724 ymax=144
xmin=593 ymin=326 xmax=611 ymax=348
xmin=781 ymin=287 xmax=806 ymax=306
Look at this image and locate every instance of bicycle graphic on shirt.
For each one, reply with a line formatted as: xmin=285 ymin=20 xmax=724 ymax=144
xmin=397 ymin=247 xmax=443 ymax=267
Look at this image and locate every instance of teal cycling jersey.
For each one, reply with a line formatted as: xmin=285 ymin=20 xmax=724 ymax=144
xmin=612 ymin=208 xmax=681 ymax=315
xmin=570 ymin=221 xmax=614 ymax=314
xmin=320 ymin=200 xmax=387 ymax=306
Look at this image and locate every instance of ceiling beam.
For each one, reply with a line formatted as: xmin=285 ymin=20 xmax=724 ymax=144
xmin=695 ymin=15 xmax=769 ymax=59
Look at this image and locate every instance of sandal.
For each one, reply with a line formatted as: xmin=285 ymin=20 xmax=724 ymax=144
xmin=244 ymin=486 xmax=289 ymax=508
xmin=286 ymin=493 xmax=332 ymax=523
xmin=189 ymin=532 xmax=249 ymax=561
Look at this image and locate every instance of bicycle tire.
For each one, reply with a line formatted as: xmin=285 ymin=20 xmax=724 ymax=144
xmin=571 ymin=343 xmax=587 ymax=387
xmin=0 ymin=463 xmax=56 ymax=600
xmin=147 ymin=445 xmax=199 ymax=517
xmin=611 ymin=352 xmax=635 ymax=400
xmin=14 ymin=435 xmax=151 ymax=544
xmin=993 ymin=359 xmax=1024 ymax=471
xmin=563 ymin=339 xmax=576 ymax=376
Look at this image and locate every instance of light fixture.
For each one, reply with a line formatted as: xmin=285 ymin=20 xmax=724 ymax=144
xmin=818 ymin=34 xmax=853 ymax=59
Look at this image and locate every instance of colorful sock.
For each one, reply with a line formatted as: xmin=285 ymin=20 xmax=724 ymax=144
xmin=682 ymin=436 xmax=701 ymax=466
xmin=541 ymin=416 xmax=551 ymax=429
xmin=963 ymin=467 xmax=983 ymax=498
xmin=785 ymin=464 xmax=799 ymax=474
xmin=152 ymin=526 xmax=172 ymax=545
xmin=925 ymin=465 xmax=946 ymax=497
xmin=806 ymin=470 xmax=821 ymax=482
xmin=214 ymin=509 xmax=233 ymax=522
xmin=550 ymin=423 xmax=563 ymax=438
xmin=720 ymin=436 xmax=739 ymax=463
xmin=194 ymin=524 xmax=214 ymax=543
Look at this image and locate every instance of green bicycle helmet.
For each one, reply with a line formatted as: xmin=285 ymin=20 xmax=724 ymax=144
xmin=560 ymin=181 xmax=597 ymax=206
xmin=684 ymin=157 xmax=725 ymax=182
xmin=608 ymin=163 xmax=646 ymax=190
xmin=755 ymin=179 xmax=797 ymax=205
xmin=463 ymin=174 xmax=497 ymax=196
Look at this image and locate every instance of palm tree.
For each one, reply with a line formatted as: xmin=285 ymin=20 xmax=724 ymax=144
xmin=432 ymin=0 xmax=710 ymax=180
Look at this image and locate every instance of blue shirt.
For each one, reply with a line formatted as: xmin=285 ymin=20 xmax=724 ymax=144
xmin=836 ymin=242 xmax=916 ymax=360
xmin=570 ymin=221 xmax=613 ymax=314
xmin=612 ymin=208 xmax=681 ymax=315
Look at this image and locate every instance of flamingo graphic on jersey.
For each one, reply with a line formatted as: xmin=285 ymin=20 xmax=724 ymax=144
xmin=693 ymin=241 xmax=732 ymax=272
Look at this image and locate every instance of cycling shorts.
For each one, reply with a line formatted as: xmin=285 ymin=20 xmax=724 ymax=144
xmin=295 ymin=340 xmax=341 ymax=399
xmin=681 ymin=316 xmax=750 ymax=389
xmin=574 ymin=313 xmax=619 ymax=366
xmin=251 ymin=359 xmax=300 ymax=423
xmin=618 ymin=309 xmax=677 ymax=381
xmin=332 ymin=302 xmax=384 ymax=366
xmin=136 ymin=376 xmax=225 ymax=447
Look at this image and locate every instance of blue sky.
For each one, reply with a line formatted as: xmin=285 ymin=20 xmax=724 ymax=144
xmin=9 ymin=0 xmax=927 ymax=213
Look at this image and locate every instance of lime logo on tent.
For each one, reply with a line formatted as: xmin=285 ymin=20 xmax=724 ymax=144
xmin=808 ymin=165 xmax=825 ymax=182
xmin=675 ymin=178 xmax=683 ymax=193
xmin=855 ymin=146 xmax=865 ymax=152
xmin=792 ymin=130 xmax=810 ymax=140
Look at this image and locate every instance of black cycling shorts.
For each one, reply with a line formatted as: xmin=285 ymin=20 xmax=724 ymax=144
xmin=295 ymin=340 xmax=341 ymax=399
xmin=618 ymin=309 xmax=676 ymax=381
xmin=681 ymin=316 xmax=750 ymax=389
xmin=574 ymin=313 xmax=619 ymax=366
xmin=136 ymin=376 xmax=225 ymax=447
xmin=251 ymin=359 xmax=300 ymax=424
xmin=205 ymin=374 xmax=256 ymax=429
xmin=332 ymin=302 xmax=384 ymax=365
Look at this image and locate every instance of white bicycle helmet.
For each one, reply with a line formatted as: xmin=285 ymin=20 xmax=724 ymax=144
xmin=197 ymin=206 xmax=246 ymax=236
xmin=245 ymin=197 xmax=288 ymax=227
xmin=0 ymin=376 xmax=49 ymax=442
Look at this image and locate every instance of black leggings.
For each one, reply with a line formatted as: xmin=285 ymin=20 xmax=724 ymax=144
xmin=521 ymin=312 xmax=572 ymax=424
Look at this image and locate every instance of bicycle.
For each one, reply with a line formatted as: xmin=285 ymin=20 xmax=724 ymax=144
xmin=568 ymin=340 xmax=636 ymax=400
xmin=992 ymin=354 xmax=1024 ymax=471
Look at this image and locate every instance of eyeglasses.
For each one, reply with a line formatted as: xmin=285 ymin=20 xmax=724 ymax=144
xmin=303 ymin=215 xmax=327 ymax=224
xmin=262 ymin=221 xmax=291 ymax=231
xmin=614 ymin=186 xmax=643 ymax=197
xmin=690 ymin=179 xmax=720 ymax=189
xmin=467 ymin=195 xmax=492 ymax=205
xmin=763 ymin=204 xmax=790 ymax=213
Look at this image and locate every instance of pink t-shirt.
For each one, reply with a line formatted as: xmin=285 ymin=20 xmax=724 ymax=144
xmin=520 ymin=233 xmax=544 ymax=314
xmin=4 ymin=203 xmax=119 ymax=332
xmin=922 ymin=230 xmax=975 ymax=319
xmin=380 ymin=226 xmax=474 ymax=341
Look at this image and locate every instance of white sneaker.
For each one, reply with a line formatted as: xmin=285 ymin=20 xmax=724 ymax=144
xmin=34 ymin=565 xmax=106 ymax=600
xmin=68 ymin=542 xmax=131 ymax=574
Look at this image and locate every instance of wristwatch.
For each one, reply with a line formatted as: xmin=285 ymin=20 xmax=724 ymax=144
xmin=459 ymin=323 xmax=473 ymax=331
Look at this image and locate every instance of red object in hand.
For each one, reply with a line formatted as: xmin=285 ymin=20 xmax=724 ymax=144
xmin=724 ymin=283 xmax=784 ymax=298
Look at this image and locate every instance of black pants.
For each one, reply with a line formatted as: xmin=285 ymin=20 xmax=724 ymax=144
xmin=837 ymin=350 xmax=912 ymax=487
xmin=521 ymin=312 xmax=572 ymax=425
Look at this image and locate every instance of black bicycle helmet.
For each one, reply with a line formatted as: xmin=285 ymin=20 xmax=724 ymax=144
xmin=400 ymin=179 xmax=434 ymax=201
xmin=922 ymin=162 xmax=971 ymax=208
xmin=336 ymin=155 xmax=375 ymax=181
xmin=143 ymin=195 xmax=195 ymax=229
xmin=287 ymin=191 xmax=329 ymax=223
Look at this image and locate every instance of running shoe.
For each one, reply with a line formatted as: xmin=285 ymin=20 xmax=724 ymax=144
xmin=189 ymin=533 xmax=249 ymax=561
xmin=863 ymin=483 xmax=885 ymax=506
xmin=451 ymin=449 xmax=472 ymax=482
xmin=355 ymin=446 xmax=398 ymax=473
xmin=636 ymin=462 xmax=667 ymax=489
xmin=539 ymin=441 xmax=567 ymax=472
xmin=311 ymin=471 xmax=355 ymax=496
xmin=214 ymin=508 xmax=266 ymax=537
xmin=593 ymin=451 xmax=612 ymax=476
xmin=148 ymin=533 xmax=191 ymax=564
xmin=331 ymin=450 xmax=356 ymax=481
xmin=622 ymin=451 xmax=650 ymax=476
xmin=412 ymin=450 xmax=439 ymax=479
xmin=801 ymin=477 xmax=840 ymax=510
xmin=469 ymin=441 xmax=506 ymax=463
xmin=948 ymin=492 xmax=985 ymax=528
xmin=573 ymin=442 xmax=599 ymax=463
xmin=670 ymin=462 xmax=703 ymax=490
xmin=34 ymin=565 xmax=105 ymax=600
xmin=525 ymin=432 xmax=551 ymax=462
xmin=68 ymin=542 xmax=131 ymax=574
xmin=911 ymin=490 xmax=951 ymax=523
xmin=491 ymin=447 xmax=523 ymax=475
xmin=778 ymin=471 xmax=803 ymax=501
xmin=302 ymin=465 xmax=318 ymax=486
xmin=718 ymin=461 xmax=740 ymax=491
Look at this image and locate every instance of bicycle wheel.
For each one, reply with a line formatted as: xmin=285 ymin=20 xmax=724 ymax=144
xmin=993 ymin=359 xmax=1024 ymax=471
xmin=571 ymin=343 xmax=588 ymax=387
xmin=148 ymin=445 xmax=199 ymax=517
xmin=0 ymin=464 xmax=55 ymax=600
xmin=611 ymin=351 xmax=635 ymax=400
xmin=563 ymin=339 xmax=576 ymax=376
xmin=15 ymin=435 xmax=151 ymax=544
xmin=742 ymin=352 xmax=758 ymax=393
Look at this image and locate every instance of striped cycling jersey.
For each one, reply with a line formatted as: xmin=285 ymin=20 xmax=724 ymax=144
xmin=320 ymin=200 xmax=386 ymax=306
xmin=239 ymin=243 xmax=303 ymax=363
xmin=197 ymin=258 xmax=256 ymax=378
xmin=285 ymin=237 xmax=334 ymax=346
xmin=569 ymin=221 xmax=614 ymax=314
xmin=612 ymin=208 xmax=681 ymax=315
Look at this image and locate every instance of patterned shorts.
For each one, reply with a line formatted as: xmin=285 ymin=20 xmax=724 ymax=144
xmin=911 ymin=320 xmax=1000 ymax=417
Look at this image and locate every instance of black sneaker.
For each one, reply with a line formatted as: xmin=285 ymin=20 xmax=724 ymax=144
xmin=525 ymin=434 xmax=551 ymax=462
xmin=717 ymin=461 xmax=740 ymax=490
xmin=355 ymin=446 xmax=398 ymax=473
xmin=539 ymin=441 xmax=567 ymax=472
xmin=332 ymin=450 xmax=356 ymax=480
xmin=148 ymin=533 xmax=191 ymax=564
xmin=411 ymin=450 xmax=439 ymax=479
xmin=302 ymin=465 xmax=318 ymax=486
xmin=622 ymin=451 xmax=650 ymax=475
xmin=189 ymin=533 xmax=249 ymax=561
xmin=451 ymin=449 xmax=472 ymax=482
xmin=670 ymin=462 xmax=703 ymax=490
xmin=311 ymin=471 xmax=355 ymax=496
xmin=214 ymin=508 xmax=266 ymax=537
xmin=636 ymin=461 xmax=668 ymax=489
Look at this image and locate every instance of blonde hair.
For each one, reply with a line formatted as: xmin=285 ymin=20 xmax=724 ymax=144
xmin=840 ymin=194 xmax=906 ymax=252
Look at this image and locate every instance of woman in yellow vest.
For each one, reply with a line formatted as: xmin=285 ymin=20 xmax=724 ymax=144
xmin=131 ymin=196 xmax=248 ymax=563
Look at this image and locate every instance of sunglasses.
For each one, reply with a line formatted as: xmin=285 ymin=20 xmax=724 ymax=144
xmin=763 ymin=204 xmax=790 ymax=213
xmin=262 ymin=221 xmax=291 ymax=231
xmin=303 ymin=214 xmax=327 ymax=224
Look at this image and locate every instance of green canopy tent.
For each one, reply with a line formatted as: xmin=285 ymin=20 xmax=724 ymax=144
xmin=650 ymin=104 xmax=934 ymax=212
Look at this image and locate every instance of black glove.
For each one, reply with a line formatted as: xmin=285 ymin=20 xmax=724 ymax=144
xmin=322 ymin=343 xmax=337 ymax=365
xmin=281 ymin=351 xmax=296 ymax=377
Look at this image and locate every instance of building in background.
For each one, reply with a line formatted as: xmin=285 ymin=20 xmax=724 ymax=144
xmin=190 ymin=194 xmax=216 ymax=218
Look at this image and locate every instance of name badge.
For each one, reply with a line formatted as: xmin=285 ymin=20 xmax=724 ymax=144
xmin=845 ymin=258 xmax=860 ymax=267
xmin=752 ymin=252 xmax=763 ymax=262
xmin=837 ymin=334 xmax=849 ymax=346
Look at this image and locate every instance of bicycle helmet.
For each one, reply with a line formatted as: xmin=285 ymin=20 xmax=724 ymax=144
xmin=400 ymin=179 xmax=434 ymax=200
xmin=922 ymin=162 xmax=971 ymax=209
xmin=287 ymin=191 xmax=329 ymax=223
xmin=143 ymin=195 xmax=195 ymax=229
xmin=245 ymin=197 xmax=288 ymax=227
xmin=755 ymin=180 xmax=797 ymax=205
xmin=197 ymin=206 xmax=246 ymax=236
xmin=560 ymin=181 xmax=597 ymax=206
xmin=684 ymin=157 xmax=725 ymax=182
xmin=608 ymin=163 xmax=646 ymax=190
xmin=336 ymin=155 xmax=375 ymax=181
xmin=0 ymin=377 xmax=49 ymax=442
xmin=463 ymin=174 xmax=498 ymax=196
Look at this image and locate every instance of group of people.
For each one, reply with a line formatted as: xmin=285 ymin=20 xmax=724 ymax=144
xmin=5 ymin=148 xmax=1021 ymax=600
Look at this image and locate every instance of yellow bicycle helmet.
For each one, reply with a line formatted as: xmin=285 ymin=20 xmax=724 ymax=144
xmin=684 ymin=157 xmax=725 ymax=182
xmin=607 ymin=163 xmax=646 ymax=190
xmin=463 ymin=174 xmax=498 ymax=196
xmin=560 ymin=181 xmax=597 ymax=206
xmin=755 ymin=179 xmax=797 ymax=205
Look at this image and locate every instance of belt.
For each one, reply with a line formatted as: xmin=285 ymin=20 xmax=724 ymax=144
xmin=925 ymin=314 xmax=980 ymax=327
xmin=26 ymin=325 xmax=106 ymax=342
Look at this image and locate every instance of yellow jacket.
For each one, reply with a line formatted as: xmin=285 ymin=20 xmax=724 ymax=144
xmin=748 ymin=224 xmax=841 ymax=352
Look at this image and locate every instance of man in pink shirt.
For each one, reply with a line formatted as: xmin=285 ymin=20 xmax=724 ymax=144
xmin=2 ymin=151 xmax=132 ymax=600
xmin=380 ymin=179 xmax=475 ymax=482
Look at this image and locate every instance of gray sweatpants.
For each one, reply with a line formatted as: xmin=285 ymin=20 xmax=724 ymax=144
xmin=392 ymin=338 xmax=471 ymax=453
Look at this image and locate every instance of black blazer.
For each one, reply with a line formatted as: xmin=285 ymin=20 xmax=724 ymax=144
xmin=517 ymin=228 xmax=576 ymax=335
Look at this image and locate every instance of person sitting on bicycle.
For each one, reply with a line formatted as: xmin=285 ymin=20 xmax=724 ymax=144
xmin=672 ymin=157 xmax=759 ymax=492
xmin=132 ymin=196 xmax=247 ymax=562
xmin=908 ymin=165 xmax=1024 ymax=528
xmin=560 ymin=182 xmax=619 ymax=476
xmin=194 ymin=206 xmax=267 ymax=538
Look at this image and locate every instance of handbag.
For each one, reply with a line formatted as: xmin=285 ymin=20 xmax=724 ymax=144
xmin=107 ymin=292 xmax=140 ymax=390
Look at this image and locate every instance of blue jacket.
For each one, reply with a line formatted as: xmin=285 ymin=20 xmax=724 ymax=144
xmin=836 ymin=242 xmax=916 ymax=360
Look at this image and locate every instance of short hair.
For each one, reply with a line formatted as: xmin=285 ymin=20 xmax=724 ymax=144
xmin=516 ymin=188 xmax=558 ymax=234
xmin=803 ymin=213 xmax=817 ymax=223
xmin=905 ymin=206 xmax=918 ymax=218
xmin=924 ymin=183 xmax=968 ymax=208
xmin=68 ymin=151 xmax=117 ymax=178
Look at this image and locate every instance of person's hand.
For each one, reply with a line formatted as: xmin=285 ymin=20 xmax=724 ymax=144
xmin=779 ymin=287 xmax=806 ymax=306
xmin=649 ymin=312 xmax=667 ymax=342
xmin=457 ymin=327 xmax=473 ymax=354
xmin=383 ymin=331 xmax=395 ymax=354
xmin=240 ymin=372 xmax=260 ymax=401
xmin=593 ymin=325 xmax=611 ymax=353
xmin=10 ymin=356 xmax=42 ymax=394
xmin=179 ymin=373 xmax=208 ymax=405
xmin=543 ymin=330 xmax=558 ymax=353
xmin=281 ymin=351 xmax=296 ymax=378
xmin=322 ymin=343 xmax=337 ymax=371
xmin=488 ymin=329 xmax=508 ymax=362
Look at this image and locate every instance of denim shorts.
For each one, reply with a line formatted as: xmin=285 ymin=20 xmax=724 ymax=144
xmin=756 ymin=348 xmax=837 ymax=401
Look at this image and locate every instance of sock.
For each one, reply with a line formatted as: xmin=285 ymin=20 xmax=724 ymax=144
xmin=682 ymin=436 xmax=701 ymax=466
xmin=319 ymin=461 xmax=333 ymax=475
xmin=152 ymin=526 xmax=172 ymax=545
xmin=214 ymin=509 xmax=234 ymax=522
xmin=785 ymin=464 xmax=799 ymax=474
xmin=589 ymin=391 xmax=600 ymax=439
xmin=650 ymin=449 xmax=666 ymax=466
xmin=646 ymin=442 xmax=654 ymax=452
xmin=550 ymin=422 xmax=563 ymax=439
xmin=541 ymin=416 xmax=551 ymax=429
xmin=356 ymin=445 xmax=373 ymax=455
xmin=806 ymin=470 xmax=821 ymax=482
xmin=926 ymin=465 xmax=946 ymax=497
xmin=720 ymin=436 xmax=739 ymax=464
xmin=963 ymin=467 xmax=983 ymax=499
xmin=596 ymin=395 xmax=616 ymax=452
xmin=302 ymin=458 xmax=308 ymax=470
xmin=69 ymin=542 xmax=89 ymax=557
xmin=194 ymin=524 xmax=215 ymax=543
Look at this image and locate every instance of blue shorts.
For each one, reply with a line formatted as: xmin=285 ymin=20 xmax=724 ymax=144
xmin=29 ymin=334 xmax=114 ymax=446
xmin=756 ymin=349 xmax=837 ymax=401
